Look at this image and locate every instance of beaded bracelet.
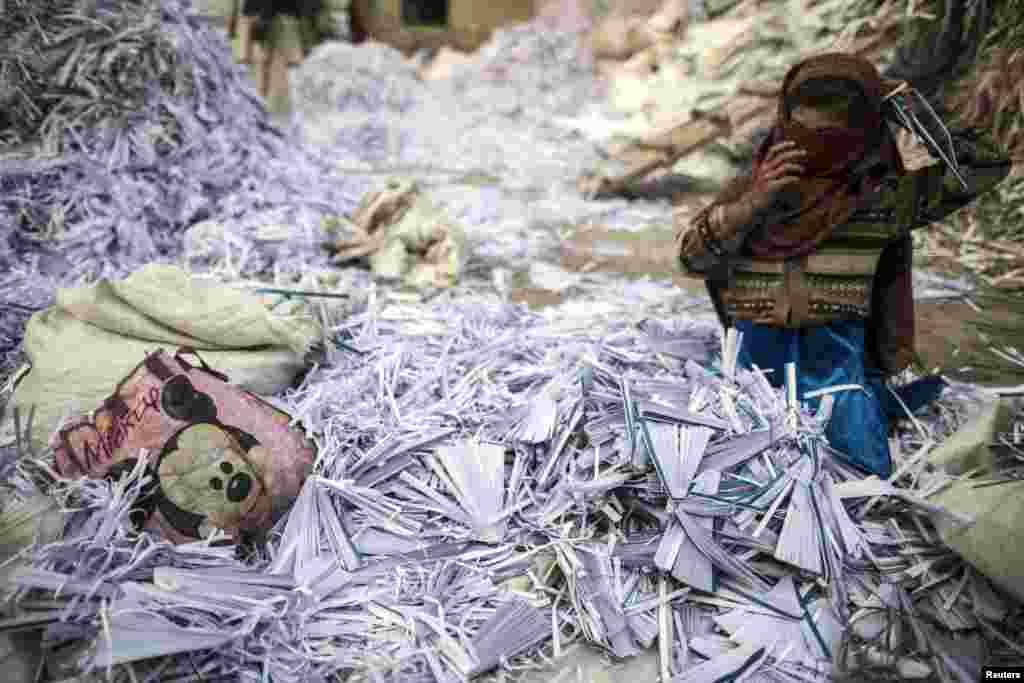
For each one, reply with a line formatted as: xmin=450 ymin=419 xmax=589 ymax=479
xmin=695 ymin=206 xmax=726 ymax=258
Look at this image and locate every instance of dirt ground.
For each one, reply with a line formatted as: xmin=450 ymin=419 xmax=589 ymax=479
xmin=509 ymin=223 xmax=1023 ymax=387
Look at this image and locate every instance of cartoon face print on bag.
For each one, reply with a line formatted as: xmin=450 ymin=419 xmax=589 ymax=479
xmin=145 ymin=421 xmax=273 ymax=538
xmin=109 ymin=423 xmax=273 ymax=540
xmin=152 ymin=375 xmax=275 ymax=538
xmin=100 ymin=374 xmax=276 ymax=540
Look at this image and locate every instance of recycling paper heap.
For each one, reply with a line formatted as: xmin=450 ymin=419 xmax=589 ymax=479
xmin=0 ymin=0 xmax=372 ymax=304
xmin=1 ymin=0 xmax=1024 ymax=681
xmin=0 ymin=0 xmax=375 ymax=387
xmin=4 ymin=299 xmax=1023 ymax=682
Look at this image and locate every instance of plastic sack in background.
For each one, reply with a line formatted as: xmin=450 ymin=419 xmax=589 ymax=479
xmin=53 ymin=348 xmax=315 ymax=544
xmin=5 ymin=264 xmax=320 ymax=455
xmin=325 ymin=179 xmax=467 ymax=290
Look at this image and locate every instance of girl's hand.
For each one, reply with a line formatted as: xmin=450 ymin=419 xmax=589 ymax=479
xmin=750 ymin=141 xmax=807 ymax=214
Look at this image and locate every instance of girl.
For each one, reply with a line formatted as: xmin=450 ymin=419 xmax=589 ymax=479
xmin=676 ymin=53 xmax=1012 ymax=476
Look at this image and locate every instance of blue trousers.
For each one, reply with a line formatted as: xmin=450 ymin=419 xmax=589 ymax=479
xmin=733 ymin=319 xmax=944 ymax=478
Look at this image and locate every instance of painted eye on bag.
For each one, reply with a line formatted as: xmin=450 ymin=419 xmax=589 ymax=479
xmin=160 ymin=376 xmax=192 ymax=417
xmin=160 ymin=375 xmax=217 ymax=423
xmin=225 ymin=470 xmax=253 ymax=503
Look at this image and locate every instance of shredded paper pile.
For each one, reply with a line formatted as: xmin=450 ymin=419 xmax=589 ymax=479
xmin=0 ymin=0 xmax=369 ymax=293
xmin=3 ymin=301 xmax=1021 ymax=682
xmin=0 ymin=0 xmax=382 ymax=392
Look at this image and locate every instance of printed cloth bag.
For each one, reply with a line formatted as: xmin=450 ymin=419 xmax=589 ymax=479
xmin=51 ymin=348 xmax=315 ymax=544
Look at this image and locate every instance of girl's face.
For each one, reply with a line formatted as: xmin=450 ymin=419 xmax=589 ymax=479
xmin=777 ymin=104 xmax=870 ymax=177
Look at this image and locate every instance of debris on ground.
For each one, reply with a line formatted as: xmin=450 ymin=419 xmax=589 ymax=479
xmin=324 ymin=180 xmax=468 ymax=289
